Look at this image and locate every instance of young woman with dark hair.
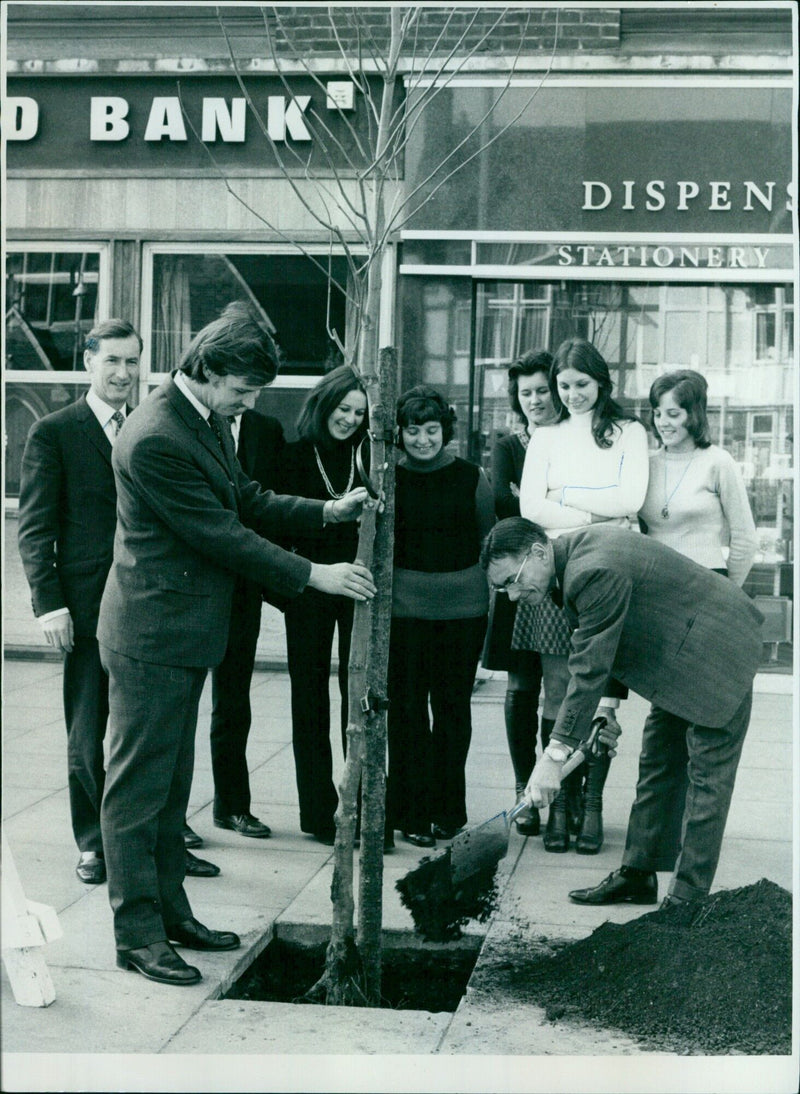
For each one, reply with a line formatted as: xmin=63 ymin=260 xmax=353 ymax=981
xmin=518 ymin=338 xmax=649 ymax=854
xmin=640 ymin=369 xmax=756 ymax=585
xmin=276 ymin=365 xmax=368 ymax=844
xmin=483 ymin=350 xmax=557 ymax=837
xmin=386 ymin=385 xmax=495 ymax=848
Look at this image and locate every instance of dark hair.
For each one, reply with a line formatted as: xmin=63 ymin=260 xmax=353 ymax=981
xmin=508 ymin=349 xmax=553 ymax=424
xmin=296 ymin=364 xmax=368 ymax=446
xmin=550 ymin=338 xmax=637 ymax=449
xmin=396 ymin=385 xmax=456 ymax=449
xmin=85 ymin=319 xmax=142 ymax=354
xmin=179 ymin=301 xmax=281 ymax=385
xmin=648 ymin=370 xmax=712 ymax=449
xmin=480 ymin=517 xmax=548 ymax=570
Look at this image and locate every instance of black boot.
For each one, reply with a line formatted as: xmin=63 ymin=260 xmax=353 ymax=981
xmin=543 ymin=788 xmax=568 ymax=852
xmin=576 ymin=747 xmax=612 ymax=854
xmin=504 ymin=690 xmax=540 ymax=836
xmin=564 ymin=766 xmax=585 ymax=836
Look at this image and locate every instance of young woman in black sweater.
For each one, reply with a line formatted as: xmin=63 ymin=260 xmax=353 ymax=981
xmin=277 ymin=365 xmax=368 ymax=844
xmin=386 ymin=386 xmax=495 ymax=848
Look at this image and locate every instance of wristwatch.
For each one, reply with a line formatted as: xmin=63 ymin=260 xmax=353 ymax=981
xmin=544 ymin=741 xmax=573 ymax=764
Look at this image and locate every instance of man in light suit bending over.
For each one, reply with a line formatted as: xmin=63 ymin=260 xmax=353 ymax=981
xmin=482 ymin=517 xmax=763 ymax=920
xmin=98 ymin=302 xmax=376 ymax=987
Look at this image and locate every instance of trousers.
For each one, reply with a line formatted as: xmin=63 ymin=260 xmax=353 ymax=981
xmin=100 ymin=645 xmax=205 ymax=949
xmin=209 ymin=579 xmax=263 ymax=817
xmin=386 ymin=615 xmax=487 ymax=833
xmin=622 ymin=689 xmax=753 ymax=901
xmin=284 ymin=587 xmax=354 ymax=835
xmin=63 ymin=636 xmax=109 ymax=853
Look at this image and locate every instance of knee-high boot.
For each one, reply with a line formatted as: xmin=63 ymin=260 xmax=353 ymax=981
xmin=541 ymin=717 xmax=569 ymax=852
xmin=504 ymin=690 xmax=540 ymax=836
xmin=575 ymin=748 xmax=612 ymax=854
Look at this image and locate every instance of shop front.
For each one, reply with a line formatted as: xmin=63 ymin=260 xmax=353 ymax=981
xmin=4 ymin=60 xmax=796 ymax=665
xmin=398 ymin=76 xmax=795 ymax=663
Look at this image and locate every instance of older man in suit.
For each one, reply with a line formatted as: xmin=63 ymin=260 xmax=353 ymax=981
xmin=17 ymin=320 xmax=141 ymax=886
xmin=482 ymin=518 xmax=763 ymax=918
xmin=97 ymin=302 xmax=375 ymax=986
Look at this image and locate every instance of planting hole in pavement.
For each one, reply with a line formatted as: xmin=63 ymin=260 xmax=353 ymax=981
xmin=225 ymin=938 xmax=479 ymax=1012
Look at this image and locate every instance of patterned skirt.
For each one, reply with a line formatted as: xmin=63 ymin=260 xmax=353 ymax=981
xmin=511 ymin=594 xmax=572 ymax=656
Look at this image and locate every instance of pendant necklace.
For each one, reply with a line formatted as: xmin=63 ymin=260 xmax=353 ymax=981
xmin=661 ymin=450 xmax=696 ymax=519
xmin=314 ymin=445 xmax=355 ymax=499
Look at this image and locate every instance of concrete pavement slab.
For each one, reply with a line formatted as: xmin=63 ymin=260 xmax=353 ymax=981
xmin=1 ymin=655 xmax=793 ymax=1070
xmin=0 ymin=966 xmax=209 ymax=1055
xmin=163 ymin=1000 xmax=453 ymax=1055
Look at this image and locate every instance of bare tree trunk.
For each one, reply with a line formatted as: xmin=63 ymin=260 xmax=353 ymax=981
xmin=356 ymin=347 xmax=397 ymax=1002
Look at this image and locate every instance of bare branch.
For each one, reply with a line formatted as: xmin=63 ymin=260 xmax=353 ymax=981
xmin=267 ymin=5 xmax=373 ymax=166
xmin=384 ymin=9 xmax=557 ymax=240
xmin=212 ymin=9 xmax=373 ymax=241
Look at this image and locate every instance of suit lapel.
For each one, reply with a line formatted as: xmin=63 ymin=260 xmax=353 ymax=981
xmin=75 ymin=396 xmax=112 ymax=467
xmin=164 ymin=375 xmax=233 ymax=477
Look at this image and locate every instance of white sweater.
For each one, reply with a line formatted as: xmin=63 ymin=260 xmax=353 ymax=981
xmin=639 ymin=445 xmax=757 ymax=586
xmin=520 ymin=412 xmax=649 ymax=537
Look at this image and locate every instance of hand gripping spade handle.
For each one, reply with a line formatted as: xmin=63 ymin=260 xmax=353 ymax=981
xmin=450 ymin=717 xmax=608 ymax=885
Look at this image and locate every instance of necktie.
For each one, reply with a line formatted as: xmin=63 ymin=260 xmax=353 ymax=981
xmin=110 ymin=410 xmax=125 ymax=437
xmin=209 ymin=413 xmax=228 ymax=452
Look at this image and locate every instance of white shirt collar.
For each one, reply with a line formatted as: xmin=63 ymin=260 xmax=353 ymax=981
xmin=174 ymin=370 xmax=211 ymax=421
xmin=86 ymin=388 xmax=126 ymax=429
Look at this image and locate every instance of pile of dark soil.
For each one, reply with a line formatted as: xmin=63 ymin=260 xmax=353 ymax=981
xmin=396 ymin=848 xmax=500 ymax=942
xmin=474 ymin=879 xmax=792 ymax=1055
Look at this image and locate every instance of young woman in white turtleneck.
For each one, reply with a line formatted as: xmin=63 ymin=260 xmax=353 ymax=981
xmin=639 ymin=369 xmax=757 ymax=586
xmin=518 ymin=337 xmax=649 ymax=855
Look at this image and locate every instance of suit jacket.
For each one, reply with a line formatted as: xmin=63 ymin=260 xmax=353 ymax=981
xmin=235 ymin=409 xmax=288 ymax=609
xmin=550 ymin=527 xmax=764 ymax=746
xmin=97 ymin=375 xmax=325 ymax=669
xmin=17 ymin=395 xmax=119 ymax=637
xmin=236 ymin=408 xmax=284 ymax=486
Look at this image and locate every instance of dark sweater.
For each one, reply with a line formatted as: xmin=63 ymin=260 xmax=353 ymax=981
xmin=491 ymin=431 xmax=527 ymax=519
xmin=392 ymin=451 xmax=494 ymax=620
xmin=276 ymin=437 xmax=360 ymax=564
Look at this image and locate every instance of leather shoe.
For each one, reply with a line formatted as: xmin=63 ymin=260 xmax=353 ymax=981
xmin=182 ymin=822 xmax=204 ymax=848
xmin=167 ymin=916 xmax=240 ymax=951
xmin=116 ymin=940 xmax=201 ymax=985
xmin=402 ymin=831 xmax=436 ymax=848
xmin=214 ymin=812 xmax=272 ymax=838
xmin=185 ymin=850 xmax=220 ymax=878
xmin=309 ymin=829 xmax=336 ymax=846
xmin=431 ymin=824 xmax=464 ymax=841
xmin=76 ymin=851 xmax=106 ymax=884
xmin=569 ymin=867 xmax=658 ymax=906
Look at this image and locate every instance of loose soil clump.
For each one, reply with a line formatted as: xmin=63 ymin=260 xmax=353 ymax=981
xmin=396 ymin=848 xmax=500 ymax=942
xmin=472 ymin=879 xmax=791 ymax=1055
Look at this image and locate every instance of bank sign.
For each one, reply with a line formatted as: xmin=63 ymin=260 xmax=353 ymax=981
xmin=6 ymin=77 xmax=794 ymax=238
xmin=5 ymin=75 xmax=390 ymax=172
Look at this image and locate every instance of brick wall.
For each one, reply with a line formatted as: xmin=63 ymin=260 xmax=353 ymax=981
xmin=261 ymin=7 xmax=620 ymax=57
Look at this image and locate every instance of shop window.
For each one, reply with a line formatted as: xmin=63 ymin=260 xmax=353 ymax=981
xmin=6 ymin=249 xmax=103 ymax=372
xmin=5 ymin=246 xmax=109 ymax=498
xmin=148 ymin=252 xmax=349 ymax=377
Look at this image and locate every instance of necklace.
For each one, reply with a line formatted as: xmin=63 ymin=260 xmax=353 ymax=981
xmin=661 ymin=450 xmax=696 ymax=519
xmin=314 ymin=444 xmax=355 ymax=499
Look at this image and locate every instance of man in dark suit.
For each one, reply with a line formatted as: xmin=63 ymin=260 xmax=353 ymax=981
xmin=482 ymin=518 xmax=763 ymax=918
xmin=207 ymin=409 xmax=285 ymax=838
xmin=97 ymin=302 xmax=375 ymax=986
xmin=17 ymin=320 xmax=141 ymax=886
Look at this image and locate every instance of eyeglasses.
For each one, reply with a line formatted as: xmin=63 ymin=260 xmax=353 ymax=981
xmin=492 ymin=551 xmax=532 ymax=594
